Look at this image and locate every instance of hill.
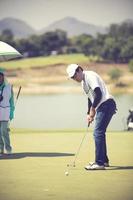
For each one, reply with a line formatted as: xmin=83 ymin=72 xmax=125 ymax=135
xmin=0 ymin=17 xmax=132 ymax=39
xmin=0 ymin=17 xmax=36 ymax=38
xmin=40 ymin=17 xmax=107 ymax=37
xmin=0 ymin=17 xmax=107 ymax=38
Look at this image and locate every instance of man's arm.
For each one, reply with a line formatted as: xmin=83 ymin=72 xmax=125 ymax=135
xmin=87 ymin=87 xmax=102 ymax=123
xmin=92 ymin=87 xmax=102 ymax=108
xmin=87 ymin=98 xmax=92 ymax=114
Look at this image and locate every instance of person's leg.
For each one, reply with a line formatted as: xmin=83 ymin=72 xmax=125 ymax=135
xmin=94 ymin=100 xmax=116 ymax=165
xmin=0 ymin=122 xmax=4 ymax=154
xmin=1 ymin=121 xmax=12 ymax=153
xmin=102 ymin=138 xmax=109 ymax=164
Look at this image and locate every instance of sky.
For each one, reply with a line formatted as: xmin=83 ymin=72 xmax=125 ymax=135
xmin=0 ymin=0 xmax=133 ymax=30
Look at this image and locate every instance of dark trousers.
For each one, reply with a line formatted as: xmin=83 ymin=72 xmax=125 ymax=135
xmin=94 ymin=99 xmax=116 ymax=165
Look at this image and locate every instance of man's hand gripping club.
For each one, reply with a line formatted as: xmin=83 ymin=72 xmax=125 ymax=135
xmin=87 ymin=106 xmax=96 ymax=124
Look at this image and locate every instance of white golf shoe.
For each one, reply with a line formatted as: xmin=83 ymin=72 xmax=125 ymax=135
xmin=88 ymin=161 xmax=109 ymax=167
xmin=6 ymin=150 xmax=12 ymax=155
xmin=85 ymin=162 xmax=105 ymax=170
xmin=104 ymin=162 xmax=109 ymax=167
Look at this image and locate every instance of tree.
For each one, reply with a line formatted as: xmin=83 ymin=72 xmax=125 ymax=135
xmin=39 ymin=30 xmax=68 ymax=55
xmin=101 ymin=37 xmax=121 ymax=62
xmin=108 ymin=22 xmax=133 ymax=38
xmin=98 ymin=21 xmax=133 ymax=63
xmin=120 ymin=36 xmax=133 ymax=63
xmin=71 ymin=34 xmax=95 ymax=55
xmin=16 ymin=37 xmax=40 ymax=57
xmin=0 ymin=29 xmax=15 ymax=46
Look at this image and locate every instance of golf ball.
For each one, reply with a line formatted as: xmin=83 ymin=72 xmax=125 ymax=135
xmin=65 ymin=171 xmax=69 ymax=176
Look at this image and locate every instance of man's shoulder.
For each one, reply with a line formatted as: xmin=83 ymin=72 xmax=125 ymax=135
xmin=84 ymin=70 xmax=98 ymax=76
xmin=84 ymin=70 xmax=99 ymax=81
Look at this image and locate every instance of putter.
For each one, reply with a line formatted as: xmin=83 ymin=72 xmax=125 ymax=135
xmin=66 ymin=123 xmax=90 ymax=169
xmin=15 ymin=86 xmax=21 ymax=107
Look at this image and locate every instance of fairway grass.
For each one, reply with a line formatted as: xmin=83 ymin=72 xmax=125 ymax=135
xmin=0 ymin=54 xmax=91 ymax=69
xmin=0 ymin=131 xmax=133 ymax=200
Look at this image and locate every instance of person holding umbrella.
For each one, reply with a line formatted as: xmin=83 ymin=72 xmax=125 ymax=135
xmin=0 ymin=41 xmax=21 ymax=156
xmin=66 ymin=64 xmax=117 ymax=170
xmin=0 ymin=68 xmax=15 ymax=155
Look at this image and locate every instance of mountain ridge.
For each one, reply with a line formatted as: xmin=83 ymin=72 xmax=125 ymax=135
xmin=0 ymin=17 xmax=132 ymax=38
xmin=39 ymin=17 xmax=107 ymax=36
xmin=0 ymin=17 xmax=36 ymax=38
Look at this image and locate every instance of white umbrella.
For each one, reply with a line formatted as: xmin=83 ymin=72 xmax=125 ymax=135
xmin=0 ymin=41 xmax=22 ymax=61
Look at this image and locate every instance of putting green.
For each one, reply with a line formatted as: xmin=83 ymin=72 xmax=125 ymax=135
xmin=0 ymin=131 xmax=133 ymax=200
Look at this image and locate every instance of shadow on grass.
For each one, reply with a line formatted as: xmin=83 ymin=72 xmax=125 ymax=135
xmin=0 ymin=152 xmax=75 ymax=160
xmin=107 ymin=166 xmax=133 ymax=170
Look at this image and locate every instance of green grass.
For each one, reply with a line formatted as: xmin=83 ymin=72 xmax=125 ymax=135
xmin=0 ymin=130 xmax=133 ymax=200
xmin=0 ymin=54 xmax=91 ymax=70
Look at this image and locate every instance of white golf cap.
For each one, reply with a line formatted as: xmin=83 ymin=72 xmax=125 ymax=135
xmin=66 ymin=64 xmax=79 ymax=78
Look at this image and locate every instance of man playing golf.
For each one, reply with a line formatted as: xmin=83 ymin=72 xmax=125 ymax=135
xmin=66 ymin=64 xmax=117 ymax=170
xmin=0 ymin=68 xmax=15 ymax=155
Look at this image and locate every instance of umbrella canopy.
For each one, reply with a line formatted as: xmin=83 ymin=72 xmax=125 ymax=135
xmin=0 ymin=41 xmax=22 ymax=62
